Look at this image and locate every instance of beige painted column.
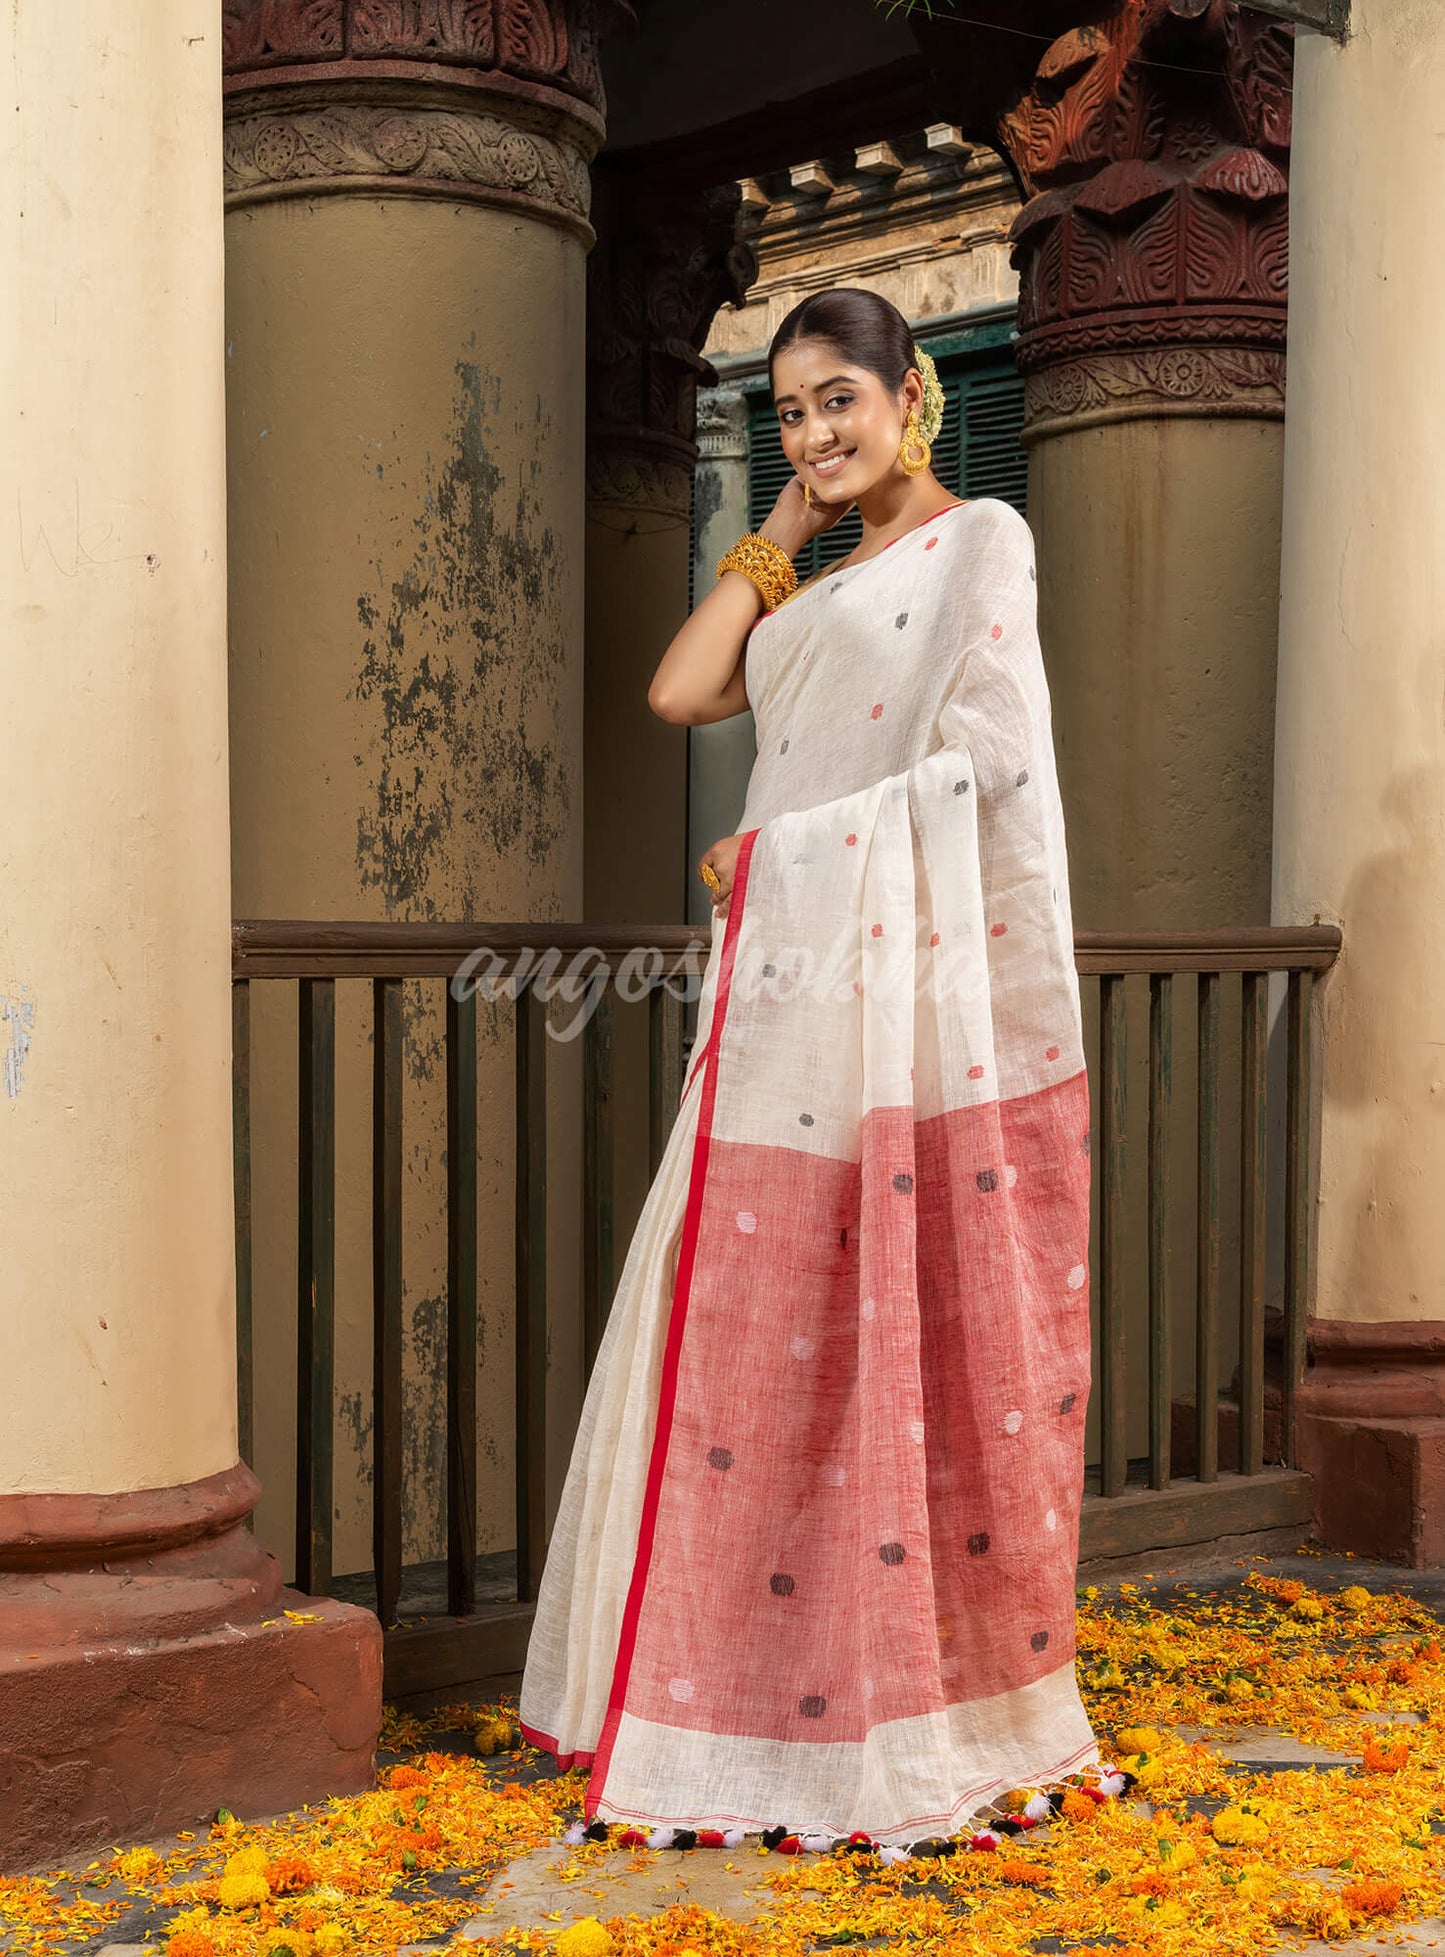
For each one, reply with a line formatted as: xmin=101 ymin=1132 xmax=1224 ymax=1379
xmin=223 ymin=5 xmax=601 ymax=1583
xmin=1274 ymin=0 xmax=1445 ymax=1565
xmin=0 ymin=0 xmax=376 ymax=1867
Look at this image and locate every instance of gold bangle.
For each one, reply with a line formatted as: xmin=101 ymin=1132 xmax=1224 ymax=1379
xmin=716 ymin=532 xmax=799 ymax=612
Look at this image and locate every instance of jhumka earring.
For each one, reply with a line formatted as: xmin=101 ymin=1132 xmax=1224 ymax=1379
xmin=899 ymin=410 xmax=931 ymax=477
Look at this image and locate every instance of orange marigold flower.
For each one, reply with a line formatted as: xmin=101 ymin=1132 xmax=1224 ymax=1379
xmin=384 ymin=1766 xmax=428 ymax=1789
xmin=1342 ymin=1875 xmax=1404 ymax=1916
xmin=268 ymin=1856 xmax=316 ymax=1895
xmin=1129 ymin=1871 xmax=1171 ymax=1897
xmin=999 ymin=1858 xmax=1038 ymax=1884
xmin=1362 ymin=1736 xmax=1410 ymax=1772
xmin=166 ymin=1934 xmax=216 ymax=1957
xmin=1060 ymin=1790 xmax=1097 ymax=1825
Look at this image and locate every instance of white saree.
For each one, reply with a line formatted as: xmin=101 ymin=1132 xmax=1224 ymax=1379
xmin=520 ymin=497 xmax=1099 ymax=1843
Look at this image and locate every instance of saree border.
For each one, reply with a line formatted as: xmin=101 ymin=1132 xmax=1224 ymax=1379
xmin=584 ymin=826 xmax=761 ymax=1817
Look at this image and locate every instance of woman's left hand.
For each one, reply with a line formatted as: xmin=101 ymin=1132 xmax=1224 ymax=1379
xmin=698 ymin=833 xmax=745 ymax=919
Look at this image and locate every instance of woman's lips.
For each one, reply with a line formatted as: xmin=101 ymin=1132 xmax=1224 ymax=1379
xmin=810 ymin=449 xmax=855 ymax=480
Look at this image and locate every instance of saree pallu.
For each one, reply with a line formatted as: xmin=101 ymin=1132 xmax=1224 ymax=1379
xmin=520 ymin=497 xmax=1099 ymax=1842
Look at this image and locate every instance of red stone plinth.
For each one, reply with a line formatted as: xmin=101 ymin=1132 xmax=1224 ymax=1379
xmin=0 ymin=1464 xmax=382 ymax=1871
xmin=1296 ymin=1321 xmax=1445 ymax=1569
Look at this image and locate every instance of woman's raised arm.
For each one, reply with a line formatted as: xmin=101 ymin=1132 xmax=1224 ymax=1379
xmin=647 ymin=480 xmax=841 ymax=726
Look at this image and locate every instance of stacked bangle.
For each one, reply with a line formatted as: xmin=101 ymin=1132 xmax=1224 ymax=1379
xmin=716 ymin=532 xmax=799 ymax=612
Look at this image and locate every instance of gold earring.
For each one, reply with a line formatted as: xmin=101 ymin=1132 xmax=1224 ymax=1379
xmin=802 ymin=480 xmax=813 ymax=509
xmin=899 ymin=410 xmax=931 ymax=477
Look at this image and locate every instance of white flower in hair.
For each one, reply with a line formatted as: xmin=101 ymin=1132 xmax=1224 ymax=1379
xmin=912 ymin=343 xmax=946 ymax=445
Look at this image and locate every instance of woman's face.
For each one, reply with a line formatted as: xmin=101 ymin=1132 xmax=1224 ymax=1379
xmin=771 ymin=338 xmax=921 ymax=505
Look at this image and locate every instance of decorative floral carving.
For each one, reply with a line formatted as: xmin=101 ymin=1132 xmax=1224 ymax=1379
xmin=997 ymin=0 xmax=1292 ymax=433
xmin=224 ymin=103 xmax=592 ymax=230
xmin=1022 ymin=345 xmax=1284 ymax=441
xmin=223 ymin=0 xmax=610 ymax=113
xmin=584 ymin=448 xmax=694 ymax=521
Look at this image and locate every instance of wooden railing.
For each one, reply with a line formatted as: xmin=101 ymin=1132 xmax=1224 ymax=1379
xmin=232 ymin=920 xmax=1340 ymax=1690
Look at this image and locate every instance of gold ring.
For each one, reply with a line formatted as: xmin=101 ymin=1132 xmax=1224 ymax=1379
xmin=698 ymin=861 xmax=722 ymax=895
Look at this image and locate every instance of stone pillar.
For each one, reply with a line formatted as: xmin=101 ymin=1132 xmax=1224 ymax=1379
xmin=999 ymin=0 xmax=1292 ymax=930
xmin=0 ymin=1 xmax=377 ymax=1866
xmin=223 ymin=4 xmax=609 ymax=1572
xmin=1273 ymin=0 xmax=1445 ymax=1566
xmin=687 ymin=387 xmax=756 ymax=932
xmin=584 ymin=170 xmax=755 ymax=926
xmin=584 ymin=171 xmax=754 ymax=1236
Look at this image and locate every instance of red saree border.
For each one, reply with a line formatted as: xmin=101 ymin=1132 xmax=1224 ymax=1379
xmin=585 ymin=826 xmax=761 ymax=1818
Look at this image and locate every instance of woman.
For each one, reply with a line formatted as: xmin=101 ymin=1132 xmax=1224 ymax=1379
xmin=520 ymin=288 xmax=1101 ymax=1848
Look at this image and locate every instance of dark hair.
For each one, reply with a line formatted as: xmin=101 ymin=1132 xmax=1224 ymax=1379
xmin=768 ymin=288 xmax=916 ymax=396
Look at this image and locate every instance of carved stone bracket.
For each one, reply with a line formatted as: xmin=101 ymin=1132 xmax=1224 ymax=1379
xmin=997 ymin=0 xmax=1292 ymax=440
xmin=223 ymin=0 xmax=629 ymax=233
xmin=586 ymin=171 xmax=758 ymax=518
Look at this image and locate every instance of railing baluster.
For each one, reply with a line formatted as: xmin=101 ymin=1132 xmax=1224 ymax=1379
xmin=296 ymin=976 xmax=336 ymax=1595
xmin=648 ymin=969 xmax=685 ymax=1177
xmin=233 ymin=976 xmax=254 ymax=1471
xmin=1282 ymin=968 xmax=1314 ymax=1464
xmin=1239 ymin=970 xmax=1269 ymax=1476
xmin=446 ymin=981 xmax=479 ymax=1618
xmin=1099 ymin=972 xmax=1128 ymax=1498
xmin=372 ymin=976 xmax=404 ymax=1629
xmin=514 ymin=981 xmax=548 ymax=1603
xmin=1147 ymin=972 xmax=1172 ymax=1490
xmin=1195 ymin=972 xmax=1221 ymax=1484
xmin=583 ymin=974 xmax=616 ymax=1376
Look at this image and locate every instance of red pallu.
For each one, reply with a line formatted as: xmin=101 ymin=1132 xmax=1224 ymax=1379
xmin=521 ymin=498 xmax=1100 ymax=1840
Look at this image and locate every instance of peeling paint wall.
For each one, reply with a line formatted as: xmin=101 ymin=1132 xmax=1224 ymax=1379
xmin=226 ymin=195 xmax=586 ymax=1578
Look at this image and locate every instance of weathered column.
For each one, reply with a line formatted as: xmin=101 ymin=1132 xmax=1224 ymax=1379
xmin=584 ymin=170 xmax=755 ymax=926
xmin=1000 ymin=0 xmax=1292 ymax=929
xmin=224 ymin=2 xmax=608 ymax=1569
xmin=584 ymin=170 xmax=754 ymax=1234
xmin=0 ymin=1 xmax=377 ymax=1866
xmin=687 ymin=387 xmax=757 ymax=932
xmin=1274 ymin=0 xmax=1445 ymax=1565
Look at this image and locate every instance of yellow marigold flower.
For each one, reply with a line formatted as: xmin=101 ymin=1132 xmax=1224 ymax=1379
xmin=1290 ymin=1594 xmax=1325 ymax=1621
xmin=475 ymin=1713 xmax=517 ymax=1755
xmin=553 ymin=1918 xmax=613 ymax=1956
xmin=217 ymin=1870 xmax=270 ymax=1910
xmin=1343 ymin=1683 xmax=1379 ymax=1709
xmin=1156 ymin=1834 xmax=1196 ymax=1870
xmin=1114 ymin=1726 xmax=1162 ymax=1756
xmin=115 ymin=1845 xmax=161 ymax=1882
xmin=313 ymin=1926 xmax=347 ymax=1957
xmin=1211 ymin=1805 xmax=1269 ymax=1847
xmin=1225 ymin=1677 xmax=1255 ymax=1701
xmin=217 ymin=1846 xmax=271 ymax=1910
xmin=1339 ymin=1584 xmax=1373 ymax=1612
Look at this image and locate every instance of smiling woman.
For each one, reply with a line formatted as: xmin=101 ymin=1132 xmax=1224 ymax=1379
xmin=521 ymin=286 xmax=1099 ymax=1847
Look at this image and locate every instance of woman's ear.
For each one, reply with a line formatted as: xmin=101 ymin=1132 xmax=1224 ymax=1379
xmin=900 ymin=368 xmax=925 ymax=419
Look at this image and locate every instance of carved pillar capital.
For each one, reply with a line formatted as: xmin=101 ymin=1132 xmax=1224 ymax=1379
xmin=586 ymin=172 xmax=758 ymax=522
xmin=997 ymin=0 xmax=1292 ymax=442
xmin=222 ymin=1 xmax=630 ymax=238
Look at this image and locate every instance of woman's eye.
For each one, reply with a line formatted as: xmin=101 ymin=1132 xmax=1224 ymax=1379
xmin=825 ymin=394 xmax=853 ymax=411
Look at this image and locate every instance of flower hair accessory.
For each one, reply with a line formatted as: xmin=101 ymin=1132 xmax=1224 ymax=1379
xmin=913 ymin=343 xmax=946 ymax=446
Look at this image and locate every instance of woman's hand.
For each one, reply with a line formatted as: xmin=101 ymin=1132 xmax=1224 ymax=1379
xmin=698 ymin=833 xmax=746 ymax=919
xmin=759 ymin=478 xmax=855 ymax=561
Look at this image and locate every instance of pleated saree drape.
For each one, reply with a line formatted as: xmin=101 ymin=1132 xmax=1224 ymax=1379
xmin=520 ymin=497 xmax=1100 ymax=1843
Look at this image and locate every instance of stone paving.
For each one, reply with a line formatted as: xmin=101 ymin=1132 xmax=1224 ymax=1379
xmin=5 ymin=1551 xmax=1443 ymax=1957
